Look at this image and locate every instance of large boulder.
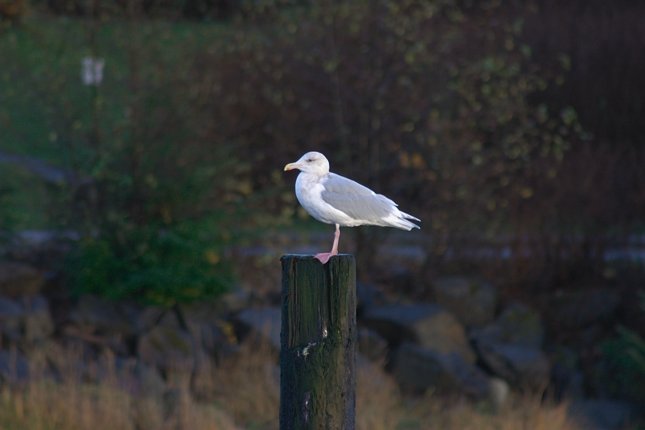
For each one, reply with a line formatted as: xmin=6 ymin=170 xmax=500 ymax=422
xmin=137 ymin=305 xmax=235 ymax=364
xmin=0 ymin=296 xmax=23 ymax=341
xmin=391 ymin=342 xmax=501 ymax=401
xmin=549 ymin=288 xmax=621 ymax=329
xmin=357 ymin=327 xmax=388 ymax=361
xmin=133 ymin=361 xmax=167 ymax=395
xmin=550 ymin=346 xmax=585 ymax=400
xmin=432 ymin=276 xmax=498 ymax=327
xmin=471 ymin=302 xmax=544 ymax=348
xmin=234 ymin=307 xmax=281 ymax=350
xmin=362 ymin=304 xmax=476 ymax=363
xmin=471 ymin=302 xmax=550 ymax=390
xmin=64 ymin=295 xmax=139 ymax=355
xmin=22 ymin=295 xmax=54 ymax=344
xmin=0 ymin=261 xmax=44 ymax=297
xmin=0 ymin=295 xmax=54 ymax=345
xmin=0 ymin=349 xmax=29 ymax=383
xmin=69 ymin=294 xmax=139 ymax=338
xmin=137 ymin=311 xmax=214 ymax=390
xmin=137 ymin=313 xmax=202 ymax=371
xmin=217 ymin=286 xmax=254 ymax=314
xmin=568 ymin=399 xmax=633 ymax=430
xmin=138 ymin=323 xmax=195 ymax=371
xmin=356 ymin=282 xmax=387 ymax=316
xmin=474 ymin=342 xmax=550 ymax=391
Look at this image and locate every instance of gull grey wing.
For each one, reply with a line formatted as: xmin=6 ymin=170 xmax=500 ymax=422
xmin=320 ymin=173 xmax=396 ymax=223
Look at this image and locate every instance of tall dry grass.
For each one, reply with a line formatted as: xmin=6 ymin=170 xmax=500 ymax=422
xmin=409 ymin=397 xmax=577 ymax=430
xmin=356 ymin=358 xmax=582 ymax=430
xmin=0 ymin=343 xmax=590 ymax=430
xmin=0 ymin=349 xmax=238 ymax=430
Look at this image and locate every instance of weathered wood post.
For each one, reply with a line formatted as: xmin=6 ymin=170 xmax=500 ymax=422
xmin=280 ymin=254 xmax=356 ymax=430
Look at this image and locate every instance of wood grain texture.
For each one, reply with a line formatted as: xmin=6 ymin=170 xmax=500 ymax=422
xmin=280 ymin=254 xmax=356 ymax=430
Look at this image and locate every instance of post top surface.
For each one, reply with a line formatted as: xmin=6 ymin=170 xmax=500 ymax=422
xmin=280 ymin=254 xmax=354 ymax=261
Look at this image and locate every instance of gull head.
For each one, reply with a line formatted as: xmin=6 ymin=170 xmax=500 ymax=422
xmin=284 ymin=151 xmax=330 ymax=176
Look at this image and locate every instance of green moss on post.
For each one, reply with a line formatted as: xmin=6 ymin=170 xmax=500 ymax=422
xmin=280 ymin=254 xmax=356 ymax=430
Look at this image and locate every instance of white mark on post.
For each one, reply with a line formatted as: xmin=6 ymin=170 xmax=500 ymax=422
xmin=301 ymin=341 xmax=317 ymax=357
xmin=302 ymin=391 xmax=311 ymax=423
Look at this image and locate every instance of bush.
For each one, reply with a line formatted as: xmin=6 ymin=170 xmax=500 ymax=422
xmin=0 ymin=12 xmax=251 ymax=305
xmin=68 ymin=220 xmax=233 ymax=305
xmin=601 ymin=294 xmax=645 ymax=405
xmin=60 ymin=24 xmax=244 ymax=305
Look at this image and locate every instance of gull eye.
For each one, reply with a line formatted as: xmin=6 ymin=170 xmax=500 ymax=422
xmin=306 ymin=158 xmax=313 ymax=162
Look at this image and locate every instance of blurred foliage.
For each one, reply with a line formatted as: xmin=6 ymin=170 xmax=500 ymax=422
xmin=191 ymin=0 xmax=593 ymax=277
xmin=0 ymin=5 xmax=250 ymax=305
xmin=1 ymin=0 xmax=644 ymax=292
xmin=67 ymin=220 xmax=233 ymax=305
xmin=36 ymin=0 xmax=245 ymax=20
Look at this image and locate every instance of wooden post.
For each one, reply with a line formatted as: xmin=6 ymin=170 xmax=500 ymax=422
xmin=280 ymin=255 xmax=356 ymax=430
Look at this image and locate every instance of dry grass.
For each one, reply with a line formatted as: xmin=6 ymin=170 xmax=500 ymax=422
xmin=208 ymin=340 xmax=280 ymax=429
xmin=409 ymin=396 xmax=578 ymax=430
xmin=356 ymin=358 xmax=582 ymax=430
xmin=0 ymin=350 xmax=238 ymax=430
xmin=356 ymin=359 xmax=406 ymax=430
xmin=0 ymin=344 xmax=590 ymax=430
xmin=0 ymin=380 xmax=238 ymax=430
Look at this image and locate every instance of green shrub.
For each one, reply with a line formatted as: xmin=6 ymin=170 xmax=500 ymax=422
xmin=601 ymin=294 xmax=645 ymax=404
xmin=68 ymin=220 xmax=232 ymax=306
xmin=0 ymin=13 xmax=249 ymax=305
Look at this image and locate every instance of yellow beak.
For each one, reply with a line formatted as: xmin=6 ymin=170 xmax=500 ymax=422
xmin=284 ymin=162 xmax=299 ymax=171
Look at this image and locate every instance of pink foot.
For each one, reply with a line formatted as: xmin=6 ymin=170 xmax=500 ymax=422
xmin=314 ymin=252 xmax=336 ymax=264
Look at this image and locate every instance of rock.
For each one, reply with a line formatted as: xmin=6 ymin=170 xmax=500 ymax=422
xmin=0 ymin=296 xmax=23 ymax=341
xmin=471 ymin=303 xmax=548 ymax=390
xmin=549 ymin=288 xmax=621 ymax=329
xmin=550 ymin=346 xmax=585 ymax=400
xmin=471 ymin=302 xmax=544 ymax=348
xmin=218 ymin=287 xmax=253 ymax=314
xmin=138 ymin=322 xmax=195 ymax=372
xmin=137 ymin=310 xmax=218 ymax=394
xmin=474 ymin=342 xmax=551 ymax=390
xmin=356 ymin=282 xmax=386 ymax=316
xmin=362 ymin=304 xmax=476 ymax=363
xmin=488 ymin=377 xmax=510 ymax=410
xmin=134 ymin=306 xmax=167 ymax=333
xmin=138 ymin=307 xmax=235 ymax=366
xmin=22 ymin=295 xmax=54 ymax=343
xmin=0 ymin=349 xmax=29 ymax=383
xmin=391 ymin=342 xmax=493 ymax=400
xmin=4 ymin=230 xmax=77 ymax=266
xmin=199 ymin=319 xmax=237 ymax=358
xmin=234 ymin=307 xmax=281 ymax=350
xmin=0 ymin=295 xmax=54 ymax=345
xmin=134 ymin=361 xmax=167 ymax=395
xmin=64 ymin=295 xmax=139 ymax=355
xmin=69 ymin=295 xmax=139 ymax=338
xmin=357 ymin=328 xmax=388 ymax=361
xmin=568 ymin=399 xmax=633 ymax=430
xmin=0 ymin=261 xmax=44 ymax=297
xmin=432 ymin=276 xmax=497 ymax=327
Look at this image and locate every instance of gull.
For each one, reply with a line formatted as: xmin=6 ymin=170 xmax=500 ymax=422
xmin=284 ymin=151 xmax=420 ymax=264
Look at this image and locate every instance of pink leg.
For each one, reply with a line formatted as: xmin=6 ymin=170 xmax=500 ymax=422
xmin=315 ymin=224 xmax=340 ymax=264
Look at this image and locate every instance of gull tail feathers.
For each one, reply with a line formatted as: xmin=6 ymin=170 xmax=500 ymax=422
xmin=383 ymin=210 xmax=421 ymax=230
xmin=401 ymin=210 xmax=421 ymax=223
